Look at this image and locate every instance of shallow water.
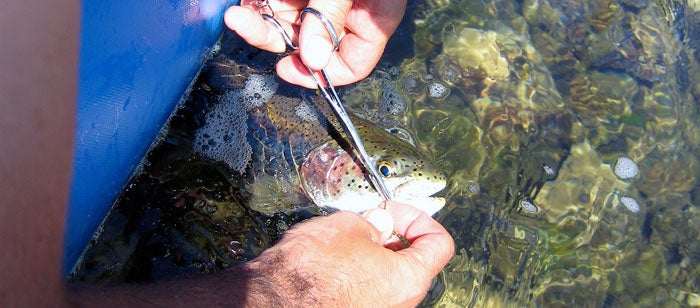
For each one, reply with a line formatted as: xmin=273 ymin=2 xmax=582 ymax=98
xmin=73 ymin=0 xmax=700 ymax=306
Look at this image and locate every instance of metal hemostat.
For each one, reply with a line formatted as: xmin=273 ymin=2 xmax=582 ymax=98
xmin=257 ymin=6 xmax=394 ymax=203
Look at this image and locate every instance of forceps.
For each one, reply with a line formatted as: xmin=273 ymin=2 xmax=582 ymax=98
xmin=258 ymin=7 xmax=393 ymax=202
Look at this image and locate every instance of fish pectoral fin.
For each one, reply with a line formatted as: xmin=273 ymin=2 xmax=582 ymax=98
xmin=246 ymin=174 xmax=311 ymax=215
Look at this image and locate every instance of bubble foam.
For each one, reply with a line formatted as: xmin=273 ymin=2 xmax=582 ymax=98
xmin=294 ymin=102 xmax=317 ymax=122
xmin=239 ymin=74 xmax=277 ymax=109
xmin=193 ymin=74 xmax=278 ymax=173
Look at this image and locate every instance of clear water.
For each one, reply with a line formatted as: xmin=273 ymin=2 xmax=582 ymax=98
xmin=73 ymin=0 xmax=700 ymax=306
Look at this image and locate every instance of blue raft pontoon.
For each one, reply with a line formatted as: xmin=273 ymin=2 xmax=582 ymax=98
xmin=66 ymin=0 xmax=238 ymax=275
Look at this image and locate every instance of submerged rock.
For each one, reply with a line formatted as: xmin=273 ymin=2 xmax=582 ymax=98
xmin=443 ymin=27 xmax=511 ymax=80
xmin=614 ymin=156 xmax=639 ymax=180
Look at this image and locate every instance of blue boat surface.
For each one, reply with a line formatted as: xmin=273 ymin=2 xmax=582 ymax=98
xmin=66 ymin=0 xmax=238 ymax=275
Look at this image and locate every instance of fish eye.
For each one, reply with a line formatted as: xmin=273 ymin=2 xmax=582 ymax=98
xmin=377 ymin=161 xmax=394 ymax=177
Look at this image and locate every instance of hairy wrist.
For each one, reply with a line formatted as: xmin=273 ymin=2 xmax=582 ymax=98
xmin=67 ymin=254 xmax=318 ymax=307
xmin=243 ymin=249 xmax=331 ymax=307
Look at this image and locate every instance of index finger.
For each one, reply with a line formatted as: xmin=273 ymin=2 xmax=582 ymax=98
xmin=224 ymin=5 xmax=300 ymax=54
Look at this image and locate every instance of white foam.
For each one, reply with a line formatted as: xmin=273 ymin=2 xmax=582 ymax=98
xmin=192 ymin=74 xmax=278 ymax=173
xmin=193 ymin=96 xmax=251 ymax=173
xmin=240 ymin=74 xmax=278 ymax=109
xmin=294 ymin=102 xmax=317 ymax=122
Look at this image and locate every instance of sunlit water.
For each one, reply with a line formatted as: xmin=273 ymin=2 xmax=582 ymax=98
xmin=72 ymin=0 xmax=700 ymax=306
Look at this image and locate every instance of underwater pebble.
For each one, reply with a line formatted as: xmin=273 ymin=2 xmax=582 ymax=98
xmin=468 ymin=182 xmax=480 ymax=194
xmin=428 ymin=82 xmax=449 ymax=99
xmin=614 ymin=156 xmax=638 ymax=180
xmin=402 ymin=76 xmax=418 ymax=92
xmin=520 ymin=199 xmax=537 ymax=213
xmin=438 ymin=65 xmax=460 ymax=83
xmin=620 ymin=0 xmax=648 ymax=9
xmin=619 ymin=196 xmax=640 ymax=213
xmin=276 ymin=220 xmax=289 ymax=232
xmin=443 ymin=27 xmax=510 ymax=80
xmin=543 ymin=164 xmax=555 ymax=176
xmin=228 ymin=241 xmax=245 ymax=258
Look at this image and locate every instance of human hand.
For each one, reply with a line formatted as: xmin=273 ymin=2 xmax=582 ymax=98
xmin=66 ymin=201 xmax=453 ymax=306
xmin=244 ymin=201 xmax=455 ymax=306
xmin=224 ymin=0 xmax=407 ymax=88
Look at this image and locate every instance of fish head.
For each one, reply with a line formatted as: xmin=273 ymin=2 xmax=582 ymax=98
xmin=299 ymin=123 xmax=447 ymax=216
xmin=374 ymin=153 xmax=447 ymax=216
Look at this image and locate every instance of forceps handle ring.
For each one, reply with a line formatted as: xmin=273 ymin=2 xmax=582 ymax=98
xmin=261 ymin=7 xmax=342 ymax=53
xmin=300 ymin=7 xmax=341 ymax=52
xmin=260 ymin=10 xmax=393 ymax=202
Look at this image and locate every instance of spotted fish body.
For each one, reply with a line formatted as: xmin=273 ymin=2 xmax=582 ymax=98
xmin=244 ymin=82 xmax=446 ymax=216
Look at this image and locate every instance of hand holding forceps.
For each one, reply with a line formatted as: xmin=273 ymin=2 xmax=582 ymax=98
xmin=255 ymin=3 xmax=394 ymax=203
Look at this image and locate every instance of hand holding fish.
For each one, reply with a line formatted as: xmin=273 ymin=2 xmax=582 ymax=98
xmin=69 ymin=202 xmax=454 ymax=306
xmin=242 ymin=201 xmax=455 ymax=306
xmin=224 ymin=0 xmax=407 ymax=88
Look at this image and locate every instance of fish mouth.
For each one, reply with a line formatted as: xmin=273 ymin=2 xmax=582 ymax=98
xmin=393 ymin=179 xmax=447 ymax=198
xmin=391 ymin=195 xmax=446 ymax=217
xmin=390 ymin=180 xmax=447 ymax=216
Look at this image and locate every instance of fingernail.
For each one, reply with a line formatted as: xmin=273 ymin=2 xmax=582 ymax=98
xmin=363 ymin=208 xmax=394 ymax=244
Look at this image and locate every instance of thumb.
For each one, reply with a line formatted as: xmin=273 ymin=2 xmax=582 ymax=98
xmin=299 ymin=0 xmax=353 ymax=70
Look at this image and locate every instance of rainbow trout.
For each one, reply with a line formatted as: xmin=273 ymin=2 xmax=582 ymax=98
xmin=195 ymin=73 xmax=446 ymax=216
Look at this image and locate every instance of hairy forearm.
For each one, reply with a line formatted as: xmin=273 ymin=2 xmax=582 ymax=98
xmin=67 ymin=251 xmax=324 ymax=307
xmin=68 ymin=262 xmax=284 ymax=307
xmin=66 ymin=209 xmax=451 ymax=307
